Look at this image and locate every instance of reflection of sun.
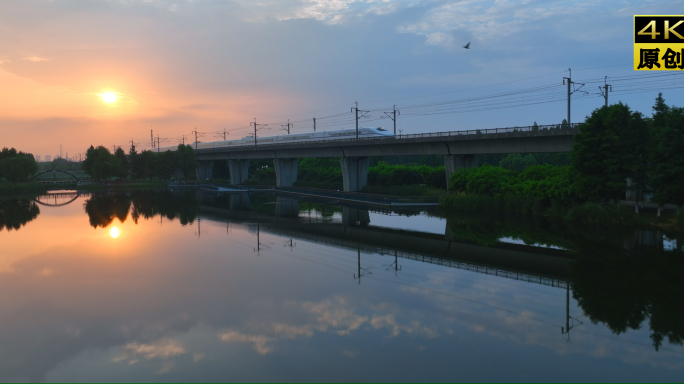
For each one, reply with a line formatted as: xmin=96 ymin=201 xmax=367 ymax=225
xmin=101 ymin=92 xmax=117 ymax=103
xmin=110 ymin=227 xmax=120 ymax=238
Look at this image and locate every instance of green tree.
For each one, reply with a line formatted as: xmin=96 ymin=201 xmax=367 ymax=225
xmin=448 ymin=165 xmax=514 ymax=196
xmin=571 ymin=103 xmax=648 ymax=202
xmin=154 ymin=150 xmax=176 ymax=180
xmin=128 ymin=144 xmax=140 ymax=179
xmin=114 ymin=147 xmax=129 ymax=179
xmin=138 ymin=150 xmax=155 ymax=180
xmin=175 ymin=144 xmax=197 ymax=179
xmin=0 ymin=155 xmax=38 ymax=181
xmin=650 ymin=94 xmax=684 ymax=206
xmin=83 ymin=146 xmax=121 ymax=180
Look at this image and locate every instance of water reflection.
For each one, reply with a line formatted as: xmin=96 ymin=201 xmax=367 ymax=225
xmin=83 ymin=190 xmax=199 ymax=228
xmin=0 ymin=199 xmax=40 ymax=232
xmin=1 ymin=189 xmax=683 ymax=381
xmin=572 ymin=240 xmax=684 ymax=351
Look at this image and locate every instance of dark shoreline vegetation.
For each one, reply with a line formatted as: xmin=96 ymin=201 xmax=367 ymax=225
xmin=440 ymin=95 xmax=684 ymax=229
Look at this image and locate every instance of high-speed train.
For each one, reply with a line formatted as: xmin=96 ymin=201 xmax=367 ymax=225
xmin=160 ymin=127 xmax=393 ymax=151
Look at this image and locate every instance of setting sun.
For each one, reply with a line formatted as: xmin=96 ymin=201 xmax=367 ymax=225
xmin=110 ymin=227 xmax=120 ymax=238
xmin=101 ymin=92 xmax=117 ymax=103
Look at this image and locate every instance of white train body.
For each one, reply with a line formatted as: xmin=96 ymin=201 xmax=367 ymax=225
xmin=160 ymin=127 xmax=393 ymax=152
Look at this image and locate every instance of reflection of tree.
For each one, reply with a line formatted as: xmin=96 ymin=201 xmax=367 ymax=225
xmin=445 ymin=212 xmax=684 ymax=351
xmin=130 ymin=190 xmax=198 ymax=225
xmin=84 ymin=190 xmax=198 ymax=228
xmin=83 ymin=193 xmax=131 ymax=228
xmin=0 ymin=200 xmax=40 ymax=232
xmin=572 ymin=240 xmax=684 ymax=351
xmin=446 ymin=213 xmax=581 ymax=249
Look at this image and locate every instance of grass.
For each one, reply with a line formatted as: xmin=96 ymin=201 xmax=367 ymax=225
xmin=0 ymin=182 xmax=50 ymax=199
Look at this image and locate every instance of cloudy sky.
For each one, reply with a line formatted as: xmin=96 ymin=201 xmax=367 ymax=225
xmin=1 ymin=0 xmax=683 ymax=159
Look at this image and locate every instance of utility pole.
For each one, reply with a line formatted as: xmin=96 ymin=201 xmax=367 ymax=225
xmin=250 ymin=119 xmax=268 ymax=148
xmin=59 ymin=144 xmax=63 ymax=159
xmin=281 ymin=119 xmax=292 ymax=134
xmin=562 ymin=68 xmax=585 ymax=126
xmin=383 ymin=105 xmax=400 ymax=135
xmin=151 ymin=129 xmax=154 ymax=149
xmin=599 ymin=76 xmax=612 ymax=107
xmin=223 ymin=129 xmax=227 ymax=141
xmin=156 ymin=135 xmax=160 ymax=153
xmin=313 ymin=117 xmax=316 ymax=132
xmin=191 ymin=128 xmax=199 ymax=151
xmin=351 ymin=102 xmax=370 ymax=140
xmin=251 ymin=119 xmax=258 ymax=148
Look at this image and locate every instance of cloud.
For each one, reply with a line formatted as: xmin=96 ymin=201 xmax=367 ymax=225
xmin=424 ymin=32 xmax=455 ymax=48
xmin=22 ymin=57 xmax=49 ymax=62
xmin=125 ymin=338 xmax=186 ymax=359
xmin=397 ymin=0 xmax=606 ymax=46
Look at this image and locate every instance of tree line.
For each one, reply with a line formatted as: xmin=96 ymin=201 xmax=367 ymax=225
xmin=446 ymin=94 xmax=684 ymax=210
xmin=82 ymin=144 xmax=197 ymax=181
xmin=0 ymin=148 xmax=38 ymax=182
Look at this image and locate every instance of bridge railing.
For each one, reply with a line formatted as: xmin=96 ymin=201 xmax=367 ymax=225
xmin=195 ymin=122 xmax=582 ymax=152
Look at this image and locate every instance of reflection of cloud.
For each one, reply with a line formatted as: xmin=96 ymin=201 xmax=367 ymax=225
xmin=342 ymin=350 xmax=357 ymax=358
xmin=111 ymin=355 xmax=128 ymax=362
xmin=219 ymin=331 xmax=274 ymax=355
xmin=304 ymin=297 xmax=368 ymax=335
xmin=125 ymin=338 xmax=186 ymax=359
xmin=271 ymin=323 xmax=314 ymax=339
xmin=192 ymin=353 xmax=204 ymax=363
xmin=156 ymin=362 xmax=175 ymax=375
xmin=371 ymin=315 xmax=439 ymax=338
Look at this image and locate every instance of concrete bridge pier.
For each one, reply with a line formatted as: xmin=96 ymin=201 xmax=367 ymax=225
xmin=196 ymin=160 xmax=214 ymax=181
xmin=342 ymin=207 xmax=370 ymax=226
xmin=340 ymin=157 xmax=369 ymax=192
xmin=275 ymin=197 xmax=300 ymax=218
xmin=228 ymin=160 xmax=250 ymax=185
xmin=444 ymin=155 xmax=478 ymax=187
xmin=229 ymin=192 xmax=251 ymax=210
xmin=273 ymin=159 xmax=299 ymax=187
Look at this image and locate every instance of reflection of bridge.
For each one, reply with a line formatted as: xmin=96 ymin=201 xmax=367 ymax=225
xmin=197 ymin=194 xmax=573 ymax=289
xmin=33 ymin=191 xmax=87 ymax=207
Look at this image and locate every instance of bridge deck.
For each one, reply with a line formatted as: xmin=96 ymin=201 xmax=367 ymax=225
xmin=196 ymin=125 xmax=580 ymax=160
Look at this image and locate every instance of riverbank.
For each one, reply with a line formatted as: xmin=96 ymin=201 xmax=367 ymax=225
xmin=440 ymin=192 xmax=683 ymax=229
xmin=0 ymin=182 xmax=51 ymax=199
xmin=0 ymin=180 xmax=169 ymax=199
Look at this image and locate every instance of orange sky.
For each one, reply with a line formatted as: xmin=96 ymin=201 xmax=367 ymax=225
xmin=1 ymin=0 xmax=681 ymax=160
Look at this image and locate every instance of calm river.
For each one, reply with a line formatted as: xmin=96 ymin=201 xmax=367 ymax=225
xmin=0 ymin=189 xmax=683 ymax=382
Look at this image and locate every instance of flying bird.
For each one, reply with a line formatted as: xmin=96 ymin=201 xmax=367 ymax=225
xmin=463 ymin=42 xmax=470 ymax=49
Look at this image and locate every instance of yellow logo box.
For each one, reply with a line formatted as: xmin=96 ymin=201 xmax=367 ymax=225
xmin=634 ymin=16 xmax=684 ymax=70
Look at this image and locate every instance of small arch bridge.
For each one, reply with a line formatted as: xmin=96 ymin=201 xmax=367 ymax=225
xmin=32 ymin=169 xmax=81 ymax=182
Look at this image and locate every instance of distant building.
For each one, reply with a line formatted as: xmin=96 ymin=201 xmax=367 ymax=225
xmin=35 ymin=155 xmax=41 ymax=162
xmin=45 ymin=155 xmax=52 ymax=162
